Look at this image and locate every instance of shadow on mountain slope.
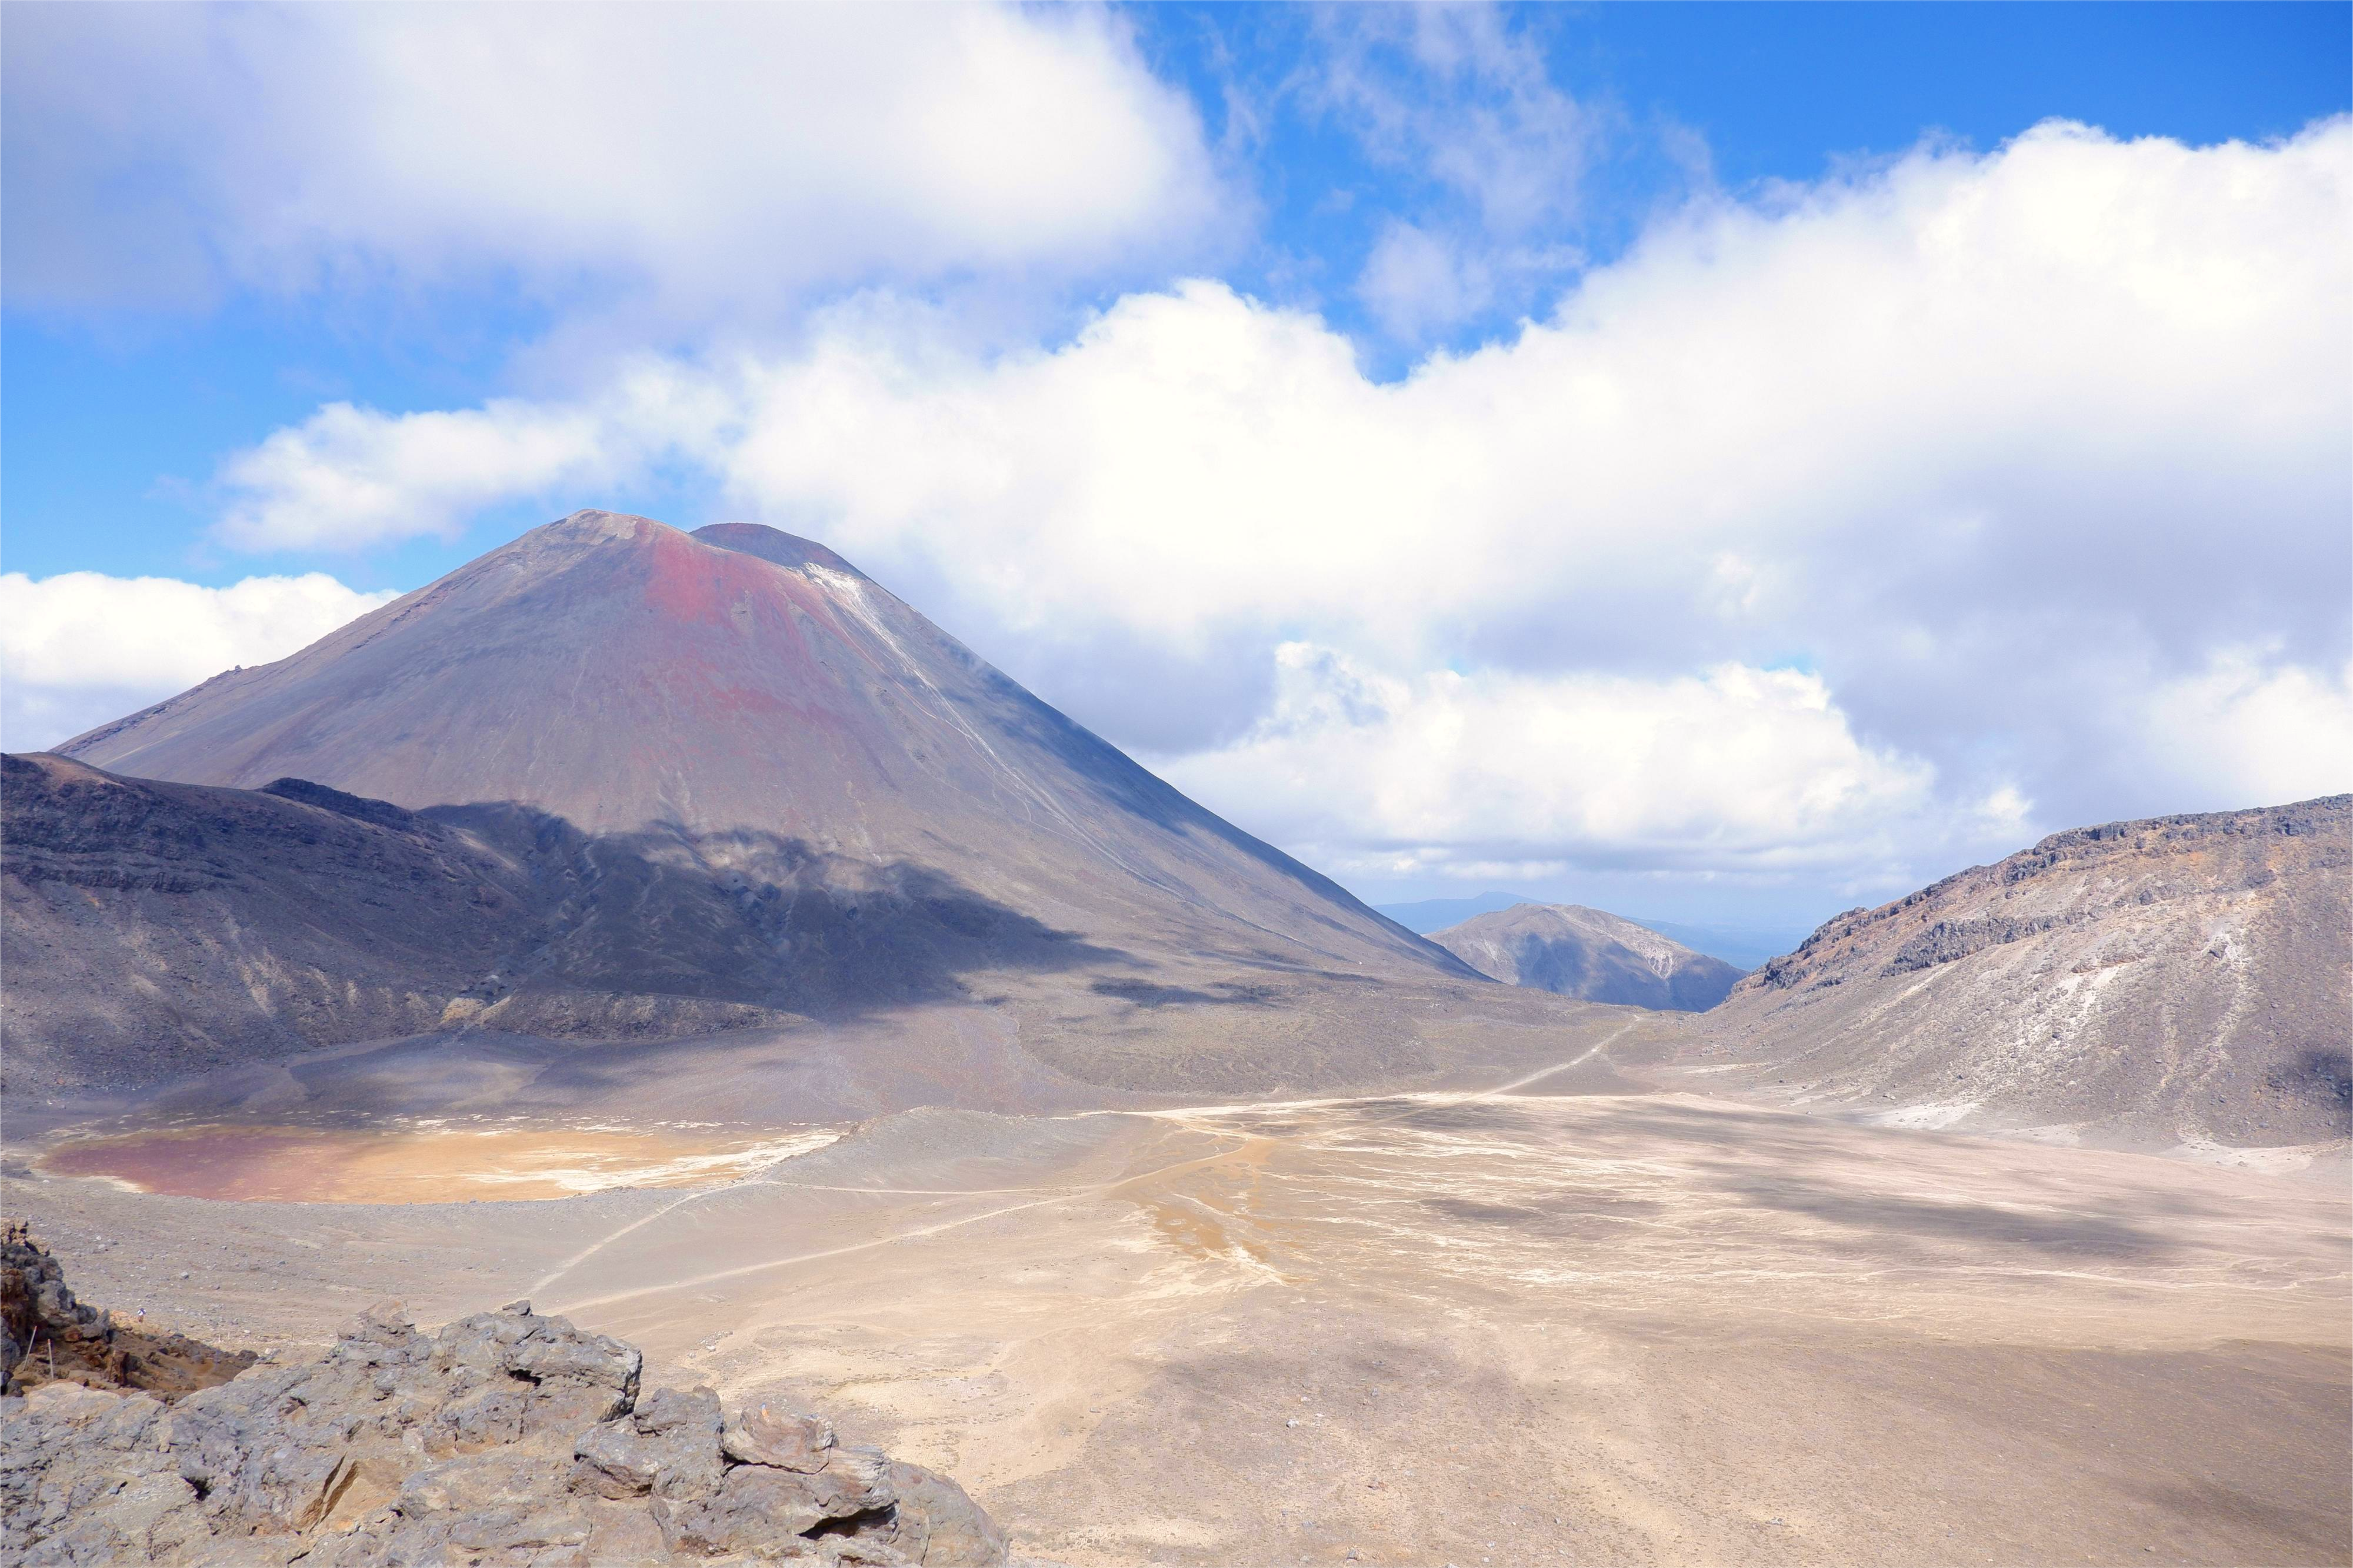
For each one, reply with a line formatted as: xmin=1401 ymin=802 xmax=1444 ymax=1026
xmin=2267 ymin=1045 xmax=2353 ymax=1112
xmin=1 ymin=755 xmax=1134 ymax=1094
xmin=426 ymin=799 xmax=1128 ymax=1013
xmin=1087 ymin=979 xmax=1284 ymax=1009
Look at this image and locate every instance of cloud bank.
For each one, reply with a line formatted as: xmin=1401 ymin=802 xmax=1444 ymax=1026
xmin=1 ymin=573 xmax=401 ymax=752
xmin=1154 ymin=647 xmax=1951 ymax=883
xmin=36 ymin=114 xmax=2349 ymax=906
xmin=5 ymin=4 xmax=1224 ymax=323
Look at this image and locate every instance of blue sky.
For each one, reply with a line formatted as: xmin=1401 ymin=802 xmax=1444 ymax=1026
xmin=5 ymin=2 xmax=2347 ymax=936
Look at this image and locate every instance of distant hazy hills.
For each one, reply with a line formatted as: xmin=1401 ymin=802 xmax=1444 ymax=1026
xmin=1428 ymin=903 xmax=1747 ymax=1012
xmin=1377 ymin=893 xmax=1798 ymax=970
xmin=1698 ymin=796 xmax=2352 ymax=1149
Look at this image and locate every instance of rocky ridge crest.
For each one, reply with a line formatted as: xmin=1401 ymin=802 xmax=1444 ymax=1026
xmin=1699 ymin=795 xmax=2351 ymax=1147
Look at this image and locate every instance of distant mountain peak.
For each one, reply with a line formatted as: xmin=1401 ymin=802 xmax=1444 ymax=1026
xmin=55 ymin=509 xmax=1467 ymax=992
xmin=1429 ymin=901 xmax=1744 ymax=1012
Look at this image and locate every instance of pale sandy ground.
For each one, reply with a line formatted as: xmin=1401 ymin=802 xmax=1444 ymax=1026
xmin=7 ymin=1017 xmax=2347 ymax=1566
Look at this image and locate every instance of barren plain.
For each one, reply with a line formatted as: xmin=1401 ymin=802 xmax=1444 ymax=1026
xmin=9 ymin=1010 xmax=2346 ymax=1567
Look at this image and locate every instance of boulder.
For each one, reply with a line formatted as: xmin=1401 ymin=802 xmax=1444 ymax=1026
xmin=725 ymin=1403 xmax=838 ymax=1472
xmin=886 ymin=1460 xmax=1012 ymax=1567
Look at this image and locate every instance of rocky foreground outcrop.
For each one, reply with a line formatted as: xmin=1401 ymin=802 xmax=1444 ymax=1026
xmin=1 ymin=1288 xmax=1006 ymax=1566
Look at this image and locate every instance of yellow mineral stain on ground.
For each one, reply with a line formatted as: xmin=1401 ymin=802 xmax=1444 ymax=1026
xmin=35 ymin=1123 xmax=835 ymax=1203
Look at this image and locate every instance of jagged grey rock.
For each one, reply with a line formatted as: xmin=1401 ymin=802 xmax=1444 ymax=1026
xmin=724 ymin=1406 xmax=838 ymax=1473
xmin=1 ymin=1296 xmax=1009 ymax=1566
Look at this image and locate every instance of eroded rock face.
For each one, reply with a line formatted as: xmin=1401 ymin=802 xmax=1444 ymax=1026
xmin=1 ymin=1296 xmax=1008 ymax=1567
xmin=0 ymin=1222 xmax=254 ymax=1400
xmin=1694 ymin=796 xmax=2353 ymax=1135
xmin=1699 ymin=795 xmax=2353 ymax=1146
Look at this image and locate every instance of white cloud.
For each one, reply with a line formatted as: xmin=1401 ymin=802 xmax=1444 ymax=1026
xmin=4 ymin=5 xmax=1225 ymax=320
xmin=0 ymin=572 xmax=397 ymax=752
xmin=1312 ymin=7 xmax=1597 ymax=340
xmin=2140 ymin=648 xmax=2353 ymax=808
xmin=199 ymin=116 xmax=2352 ymax=885
xmin=1358 ymin=221 xmax=1495 ymax=340
xmin=1155 ymin=646 xmax=1938 ymax=881
xmin=216 ymin=364 xmax=734 ymax=552
xmin=1315 ymin=6 xmax=1594 ymax=235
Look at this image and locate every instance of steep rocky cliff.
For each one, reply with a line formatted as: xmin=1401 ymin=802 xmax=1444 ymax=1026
xmin=0 ymin=1223 xmax=253 ymax=1401
xmin=1697 ymin=796 xmax=2351 ymax=1148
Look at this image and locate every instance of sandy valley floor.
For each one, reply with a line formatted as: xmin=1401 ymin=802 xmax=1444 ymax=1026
xmin=7 ymin=1013 xmax=2347 ymax=1566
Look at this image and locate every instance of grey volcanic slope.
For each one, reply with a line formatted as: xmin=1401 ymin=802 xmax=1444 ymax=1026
xmin=2 ymin=753 xmax=1140 ymax=1092
xmin=1697 ymin=795 xmax=2352 ymax=1147
xmin=1431 ymin=902 xmax=1744 ymax=1011
xmin=5 ymin=755 xmax=531 ymax=1090
xmin=57 ymin=511 xmax=1466 ymax=987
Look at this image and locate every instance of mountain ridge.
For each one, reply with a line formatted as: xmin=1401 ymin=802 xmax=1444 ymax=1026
xmin=12 ymin=512 xmax=1541 ymax=1104
xmin=55 ymin=510 xmax=1468 ymax=985
xmin=1374 ymin=893 xmax=1796 ymax=968
xmin=1694 ymin=793 xmax=2352 ymax=1148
